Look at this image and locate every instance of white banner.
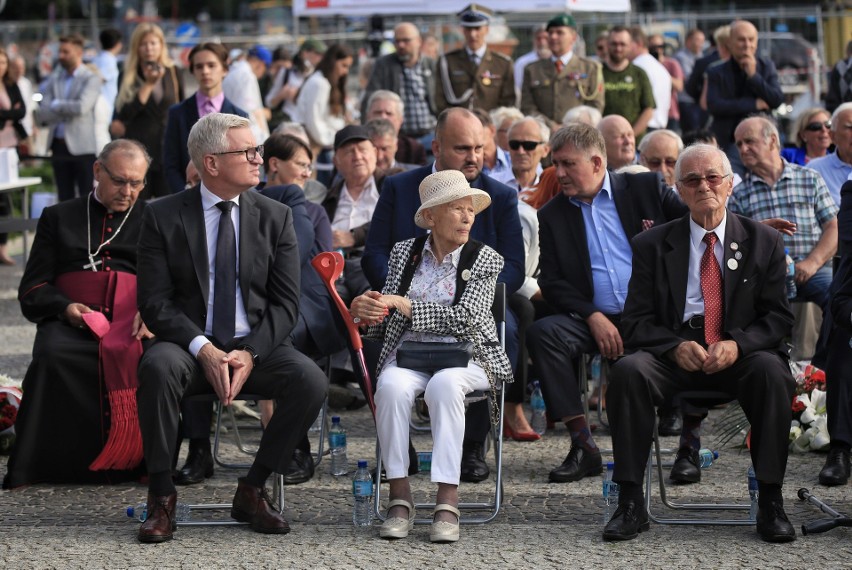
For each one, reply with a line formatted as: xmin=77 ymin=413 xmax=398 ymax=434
xmin=293 ymin=0 xmax=630 ymax=17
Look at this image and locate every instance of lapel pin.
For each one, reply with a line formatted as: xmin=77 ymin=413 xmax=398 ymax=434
xmin=461 ymin=269 xmax=471 ymax=281
xmin=727 ymin=258 xmax=739 ymax=271
xmin=730 ymin=242 xmax=739 ymax=251
xmin=735 ymin=251 xmax=743 ymax=260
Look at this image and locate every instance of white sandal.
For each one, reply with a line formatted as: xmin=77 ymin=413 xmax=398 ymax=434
xmin=429 ymin=503 xmax=460 ymax=543
xmin=379 ymin=499 xmax=415 ymax=539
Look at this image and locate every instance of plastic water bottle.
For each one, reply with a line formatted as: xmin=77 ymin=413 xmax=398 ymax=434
xmin=747 ymin=464 xmax=759 ymax=521
xmin=352 ymin=460 xmax=374 ymax=527
xmin=602 ymin=462 xmax=619 ymax=524
xmin=590 ymin=354 xmax=602 ymax=385
xmin=126 ymin=501 xmax=191 ymax=522
xmin=530 ymin=382 xmax=547 ymax=436
xmin=329 ymin=416 xmax=349 ymax=476
xmin=784 ymin=248 xmax=797 ymax=299
xmin=698 ymin=448 xmax=719 ymax=468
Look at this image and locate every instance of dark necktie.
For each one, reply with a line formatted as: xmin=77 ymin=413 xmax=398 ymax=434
xmin=700 ymin=232 xmax=723 ymax=345
xmin=212 ymin=201 xmax=236 ymax=345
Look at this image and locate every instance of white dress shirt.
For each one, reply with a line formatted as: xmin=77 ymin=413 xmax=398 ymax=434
xmin=683 ymin=213 xmax=727 ymax=322
xmin=188 ymin=184 xmax=251 ymax=357
xmin=331 ymin=177 xmax=380 ymax=233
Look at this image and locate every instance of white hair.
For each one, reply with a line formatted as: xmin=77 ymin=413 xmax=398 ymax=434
xmin=188 ymin=113 xmax=252 ymax=171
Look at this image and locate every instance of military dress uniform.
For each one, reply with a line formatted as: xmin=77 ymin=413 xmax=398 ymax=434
xmin=436 ymin=48 xmax=516 ymax=113
xmin=520 ymin=55 xmax=604 ymax=125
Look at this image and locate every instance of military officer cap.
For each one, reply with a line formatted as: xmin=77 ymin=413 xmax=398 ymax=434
xmin=546 ymin=13 xmax=577 ymax=30
xmin=458 ymin=3 xmax=493 ymax=27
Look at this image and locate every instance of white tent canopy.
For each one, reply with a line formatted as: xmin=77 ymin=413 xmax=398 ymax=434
xmin=293 ymin=0 xmax=630 ymax=17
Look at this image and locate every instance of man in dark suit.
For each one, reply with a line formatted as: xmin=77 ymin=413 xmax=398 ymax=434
xmin=603 ymin=143 xmax=796 ymax=543
xmin=528 ymin=123 xmax=687 ymax=484
xmin=135 ymin=113 xmax=328 ymax=543
xmin=362 ymin=107 xmax=524 ymax=482
xmin=163 ymin=43 xmax=248 ymax=195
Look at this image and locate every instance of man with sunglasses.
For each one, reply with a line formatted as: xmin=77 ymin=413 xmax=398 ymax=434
xmin=5 ymin=140 xmax=152 ymax=489
xmin=604 ymin=143 xmax=797 ymax=543
xmin=731 ymin=116 xmax=837 ymax=310
xmin=638 ymin=129 xmax=683 ymax=187
xmin=135 ymin=113 xmax=328 ymax=543
xmin=807 ymin=103 xmax=852 ymax=207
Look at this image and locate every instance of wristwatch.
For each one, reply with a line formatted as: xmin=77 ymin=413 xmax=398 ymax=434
xmin=236 ymin=344 xmax=259 ymax=364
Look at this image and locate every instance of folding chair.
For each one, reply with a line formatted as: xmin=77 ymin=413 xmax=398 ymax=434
xmin=644 ymin=390 xmax=752 ymax=526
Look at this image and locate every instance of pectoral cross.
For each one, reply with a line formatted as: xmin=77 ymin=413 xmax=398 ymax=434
xmin=84 ymin=255 xmax=102 ymax=271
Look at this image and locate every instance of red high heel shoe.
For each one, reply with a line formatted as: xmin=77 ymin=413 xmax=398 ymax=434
xmin=503 ymin=424 xmax=541 ymax=441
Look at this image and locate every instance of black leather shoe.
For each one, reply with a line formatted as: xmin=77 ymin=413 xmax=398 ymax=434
xmin=669 ymin=447 xmax=701 ymax=484
xmin=756 ymin=501 xmax=796 ymax=543
xmin=460 ymin=442 xmax=490 ymax=483
xmin=603 ymin=499 xmax=650 ymax=541
xmin=657 ymin=408 xmax=682 ymax=437
xmin=818 ymin=447 xmax=850 ymax=486
xmin=282 ymin=449 xmax=315 ymax=485
xmin=549 ymin=446 xmax=603 ymax=483
xmin=175 ymin=443 xmax=214 ymax=486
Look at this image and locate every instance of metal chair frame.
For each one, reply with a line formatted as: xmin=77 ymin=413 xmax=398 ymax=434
xmin=643 ymin=391 xmax=753 ymax=526
xmin=372 ymin=283 xmax=508 ymax=525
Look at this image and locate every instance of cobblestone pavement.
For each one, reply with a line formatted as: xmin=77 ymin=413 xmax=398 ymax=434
xmin=0 ymin=258 xmax=850 ymax=569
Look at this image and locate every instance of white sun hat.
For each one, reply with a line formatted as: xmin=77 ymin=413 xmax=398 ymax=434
xmin=414 ymin=170 xmax=492 ymax=229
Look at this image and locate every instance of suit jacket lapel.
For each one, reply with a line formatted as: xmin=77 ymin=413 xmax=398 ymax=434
xmin=557 ymin=193 xmax=594 ymax=292
xmin=723 ymin=212 xmax=749 ymax=316
xmin=180 ymin=188 xmax=209 ymax=304
xmin=238 ymin=191 xmax=258 ymax=307
xmin=664 ymin=217 xmax=691 ymax=323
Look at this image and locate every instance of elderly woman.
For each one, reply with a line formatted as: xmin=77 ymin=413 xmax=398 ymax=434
xmin=350 ymin=170 xmax=512 ymax=543
xmin=781 ymin=107 xmax=832 ymax=166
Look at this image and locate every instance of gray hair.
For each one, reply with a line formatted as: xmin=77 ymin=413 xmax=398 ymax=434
xmin=637 ymin=129 xmax=684 ymax=154
xmin=831 ymin=102 xmax=852 ymax=130
xmin=97 ymin=138 xmax=152 ymax=167
xmin=489 ymin=106 xmax=524 ymax=128
xmin=550 ymin=123 xmax=607 ymax=167
xmin=367 ymin=89 xmax=404 ymax=117
xmin=562 ymin=105 xmax=603 ymax=127
xmin=365 ymin=118 xmax=396 ymax=139
xmin=273 ymin=121 xmax=309 ymax=142
xmin=615 ymin=164 xmax=650 ymax=175
xmin=674 ymin=143 xmax=733 ymax=183
xmin=737 ymin=115 xmax=779 ymax=146
xmin=188 ymin=113 xmax=252 ymax=171
xmin=508 ymin=116 xmax=551 ymax=145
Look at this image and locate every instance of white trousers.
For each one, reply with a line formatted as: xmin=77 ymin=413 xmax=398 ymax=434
xmin=374 ymin=361 xmax=490 ymax=485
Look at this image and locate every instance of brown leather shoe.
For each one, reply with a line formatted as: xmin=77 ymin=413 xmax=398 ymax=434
xmin=138 ymin=493 xmax=177 ymax=543
xmin=231 ymin=477 xmax=291 ymax=534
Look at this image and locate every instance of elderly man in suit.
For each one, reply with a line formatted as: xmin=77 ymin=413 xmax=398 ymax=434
xmin=134 ymin=113 xmax=328 ymax=543
xmin=36 ymin=33 xmax=102 ymax=201
xmin=362 ymin=107 xmax=524 ymax=482
xmin=603 ymin=143 xmax=796 ymax=543
xmin=528 ymin=123 xmax=686 ymax=483
xmin=163 ymin=43 xmax=248 ymax=194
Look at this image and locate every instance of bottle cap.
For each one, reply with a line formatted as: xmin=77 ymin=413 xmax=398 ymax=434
xmin=606 ymin=461 xmax=615 ymax=470
xmin=332 ymin=415 xmax=340 ymax=422
xmin=358 ymin=460 xmax=368 ymax=468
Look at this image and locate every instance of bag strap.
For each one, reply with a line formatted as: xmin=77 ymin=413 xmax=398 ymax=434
xmin=396 ymin=235 xmax=484 ymax=306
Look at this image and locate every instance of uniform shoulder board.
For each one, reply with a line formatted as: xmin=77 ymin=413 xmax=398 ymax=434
xmin=493 ymin=51 xmax=512 ymax=62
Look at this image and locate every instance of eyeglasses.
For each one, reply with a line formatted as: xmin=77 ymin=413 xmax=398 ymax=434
xmin=508 ymin=140 xmax=544 ymax=151
xmin=644 ymin=158 xmax=678 ymax=168
xmin=804 ymin=121 xmax=831 ymax=132
xmin=678 ymin=173 xmax=732 ymax=189
xmin=213 ymin=145 xmax=264 ymax=162
xmin=99 ymin=162 xmax=146 ymax=191
xmin=290 ymin=160 xmax=313 ymax=174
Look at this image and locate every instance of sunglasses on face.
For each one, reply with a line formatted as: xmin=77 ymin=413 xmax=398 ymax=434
xmin=508 ymin=140 xmax=544 ymax=151
xmin=679 ymin=173 xmax=731 ymax=189
xmin=644 ymin=158 xmax=678 ymax=168
xmin=804 ymin=121 xmax=831 ymax=132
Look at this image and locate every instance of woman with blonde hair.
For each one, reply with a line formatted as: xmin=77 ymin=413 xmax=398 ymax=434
xmin=0 ymin=46 xmax=25 ymax=264
xmin=110 ymin=23 xmax=184 ymax=198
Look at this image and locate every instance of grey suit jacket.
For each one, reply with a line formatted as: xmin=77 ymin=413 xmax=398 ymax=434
xmin=36 ymin=64 xmax=102 ymax=155
xmin=137 ymin=187 xmax=301 ymax=361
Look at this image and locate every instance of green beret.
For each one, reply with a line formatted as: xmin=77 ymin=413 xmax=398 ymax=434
xmin=547 ymin=13 xmax=576 ymax=30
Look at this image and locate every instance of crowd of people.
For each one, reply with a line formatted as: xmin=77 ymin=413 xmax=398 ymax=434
xmin=2 ymin=4 xmax=852 ymax=547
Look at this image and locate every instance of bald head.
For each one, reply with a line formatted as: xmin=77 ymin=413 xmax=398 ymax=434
xmin=729 ymin=20 xmax=758 ymax=61
xmin=433 ymin=108 xmax=484 ymax=181
xmin=598 ymin=115 xmax=635 ymax=169
xmin=393 ymin=22 xmax=421 ymax=64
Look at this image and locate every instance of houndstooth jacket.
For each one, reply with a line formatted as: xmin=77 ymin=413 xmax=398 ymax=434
xmin=365 ymin=237 xmax=514 ymax=395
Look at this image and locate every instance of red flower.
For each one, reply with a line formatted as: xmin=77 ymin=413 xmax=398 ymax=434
xmin=792 ymin=396 xmax=806 ymax=413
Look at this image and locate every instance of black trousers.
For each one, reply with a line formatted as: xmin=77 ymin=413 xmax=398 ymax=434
xmin=137 ymin=340 xmax=328 ymax=476
xmin=608 ymin=347 xmax=795 ymax=486
xmin=50 ymin=138 xmax=95 ymax=202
